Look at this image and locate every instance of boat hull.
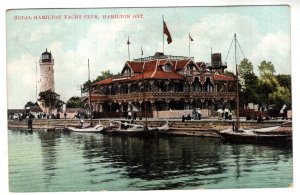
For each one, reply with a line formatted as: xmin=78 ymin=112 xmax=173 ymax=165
xmin=217 ymin=126 xmax=292 ymax=146
xmin=218 ymin=131 xmax=292 ymax=144
xmin=67 ymin=125 xmax=104 ymax=133
xmin=102 ymin=128 xmax=158 ymax=137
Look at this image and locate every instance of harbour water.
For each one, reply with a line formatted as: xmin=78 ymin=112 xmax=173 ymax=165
xmin=8 ymin=129 xmax=293 ymax=192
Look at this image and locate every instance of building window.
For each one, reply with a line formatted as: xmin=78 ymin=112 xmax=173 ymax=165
xmin=193 ymin=77 xmax=201 ymax=92
xmin=124 ymin=67 xmax=131 ymax=74
xmin=204 ymin=77 xmax=214 ymax=92
xmin=163 ymin=64 xmax=172 ymax=72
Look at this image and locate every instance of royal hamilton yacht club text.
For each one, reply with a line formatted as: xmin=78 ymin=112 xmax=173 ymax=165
xmin=13 ymin=14 xmax=144 ymax=20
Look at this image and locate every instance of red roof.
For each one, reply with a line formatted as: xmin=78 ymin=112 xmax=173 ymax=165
xmin=129 ymin=70 xmax=183 ymax=81
xmin=172 ymin=59 xmax=190 ymax=70
xmin=93 ymin=58 xmax=233 ymax=86
xmin=213 ymin=74 xmax=235 ymax=81
xmin=126 ymin=61 xmax=143 ymax=73
xmin=151 ymin=70 xmax=183 ymax=80
xmin=143 ymin=60 xmax=157 ymax=72
xmin=93 ymin=78 xmax=113 ymax=85
xmin=195 ymin=62 xmax=206 ymax=69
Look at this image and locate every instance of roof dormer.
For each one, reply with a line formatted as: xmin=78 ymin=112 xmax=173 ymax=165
xmin=162 ymin=63 xmax=172 ymax=72
xmin=121 ymin=63 xmax=133 ymax=74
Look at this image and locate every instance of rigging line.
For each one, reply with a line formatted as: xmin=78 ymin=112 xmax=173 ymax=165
xmin=232 ymin=50 xmax=235 ymax=72
xmin=236 ymin=39 xmax=246 ymax=59
xmin=225 ymin=35 xmax=235 ymax=63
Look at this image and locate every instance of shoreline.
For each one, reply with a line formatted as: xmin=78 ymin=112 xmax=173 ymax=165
xmin=7 ymin=118 xmax=291 ymax=137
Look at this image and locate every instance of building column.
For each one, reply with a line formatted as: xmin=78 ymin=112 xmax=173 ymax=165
xmin=166 ymin=81 xmax=170 ymax=92
xmin=166 ymin=100 xmax=170 ymax=110
xmin=139 ymin=100 xmax=143 ymax=111
xmin=127 ymin=83 xmax=131 ymax=93
xmin=108 ymin=85 xmax=112 ymax=95
xmin=150 ymin=81 xmax=154 ymax=92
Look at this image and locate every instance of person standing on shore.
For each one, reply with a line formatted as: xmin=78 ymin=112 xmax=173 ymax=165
xmin=197 ymin=108 xmax=202 ymax=120
xmin=28 ymin=118 xmax=33 ymax=131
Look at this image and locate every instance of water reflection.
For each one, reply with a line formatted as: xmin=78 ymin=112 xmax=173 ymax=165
xmin=38 ymin=131 xmax=61 ymax=188
xmin=75 ymin=135 xmax=227 ymax=189
xmin=73 ymin=134 xmax=292 ymax=189
xmin=8 ymin=130 xmax=293 ymax=191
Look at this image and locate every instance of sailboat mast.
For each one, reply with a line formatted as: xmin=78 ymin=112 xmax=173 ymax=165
xmin=142 ymin=71 xmax=148 ymax=129
xmin=162 ymin=15 xmax=165 ymax=54
xmin=234 ymin=33 xmax=240 ymax=130
xmin=88 ymin=59 xmax=92 ymax=126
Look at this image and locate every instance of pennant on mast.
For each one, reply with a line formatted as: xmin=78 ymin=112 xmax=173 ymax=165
xmin=127 ymin=36 xmax=131 ymax=60
xmin=141 ymin=46 xmax=143 ymax=55
xmin=189 ymin=33 xmax=194 ymax=42
xmin=127 ymin=36 xmax=131 ymax=45
xmin=188 ymin=33 xmax=193 ymax=58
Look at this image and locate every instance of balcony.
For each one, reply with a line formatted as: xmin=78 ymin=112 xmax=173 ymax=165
xmin=133 ymin=55 xmax=193 ymax=62
xmin=111 ymin=73 xmax=136 ymax=81
xmin=91 ymin=91 xmax=236 ymax=103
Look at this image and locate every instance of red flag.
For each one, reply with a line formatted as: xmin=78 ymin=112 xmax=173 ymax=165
xmin=163 ymin=21 xmax=172 ymax=44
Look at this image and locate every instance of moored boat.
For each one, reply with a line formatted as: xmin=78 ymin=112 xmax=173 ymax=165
xmin=102 ymin=120 xmax=169 ymax=136
xmin=67 ymin=123 xmax=105 ymax=133
xmin=217 ymin=34 xmax=292 ymax=145
xmin=217 ymin=124 xmax=292 ymax=144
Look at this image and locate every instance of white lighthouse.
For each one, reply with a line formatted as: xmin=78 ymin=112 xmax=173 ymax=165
xmin=40 ymin=49 xmax=55 ymax=92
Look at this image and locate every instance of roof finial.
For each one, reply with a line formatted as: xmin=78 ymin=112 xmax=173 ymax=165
xmin=46 ymin=48 xmax=48 ymax=52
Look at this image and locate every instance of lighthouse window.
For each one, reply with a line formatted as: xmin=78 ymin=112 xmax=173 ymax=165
xmin=42 ymin=54 xmax=49 ymax=60
xmin=49 ymin=67 xmax=50 ymax=70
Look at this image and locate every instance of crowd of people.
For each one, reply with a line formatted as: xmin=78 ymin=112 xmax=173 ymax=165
xmin=8 ymin=112 xmax=67 ymax=121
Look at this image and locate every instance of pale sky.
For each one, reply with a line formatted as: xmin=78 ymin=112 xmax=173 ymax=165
xmin=6 ymin=6 xmax=291 ymax=109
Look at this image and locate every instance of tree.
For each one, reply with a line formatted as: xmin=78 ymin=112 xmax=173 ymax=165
xmin=258 ymin=60 xmax=275 ymax=77
xmin=276 ymin=74 xmax=291 ymax=92
xmin=240 ymin=73 xmax=260 ymax=106
xmin=238 ymin=58 xmax=254 ymax=79
xmin=238 ymin=59 xmax=259 ymax=106
xmin=82 ymin=70 xmax=113 ymax=93
xmin=38 ymin=90 xmax=65 ymax=112
xmin=223 ymin=70 xmax=235 ymax=78
xmin=66 ymin=96 xmax=84 ymax=108
xmin=24 ymin=101 xmax=36 ymax=108
xmin=257 ymin=61 xmax=291 ymax=110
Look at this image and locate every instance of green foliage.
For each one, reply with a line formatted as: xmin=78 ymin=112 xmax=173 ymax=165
xmin=238 ymin=58 xmax=259 ymax=105
xmin=257 ymin=70 xmax=290 ymax=109
xmin=240 ymin=73 xmax=259 ymax=105
xmin=24 ymin=101 xmax=36 ymax=108
xmin=238 ymin=58 xmax=254 ymax=78
xmin=276 ymin=74 xmax=291 ymax=92
xmin=238 ymin=59 xmax=291 ymax=110
xmin=66 ymin=96 xmax=84 ymax=108
xmin=269 ymin=86 xmax=291 ymax=108
xmin=82 ymin=70 xmax=113 ymax=93
xmin=38 ymin=90 xmax=65 ymax=112
xmin=223 ymin=70 xmax=235 ymax=78
xmin=95 ymin=70 xmax=113 ymax=82
xmin=258 ymin=60 xmax=275 ymax=77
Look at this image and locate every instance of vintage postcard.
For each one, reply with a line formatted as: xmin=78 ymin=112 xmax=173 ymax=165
xmin=5 ymin=3 xmax=295 ymax=193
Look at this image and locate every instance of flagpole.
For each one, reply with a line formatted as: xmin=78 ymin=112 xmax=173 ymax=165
xmin=162 ymin=15 xmax=164 ymax=54
xmin=189 ymin=33 xmax=191 ymax=58
xmin=127 ymin=36 xmax=130 ymax=60
xmin=141 ymin=45 xmax=143 ymax=60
